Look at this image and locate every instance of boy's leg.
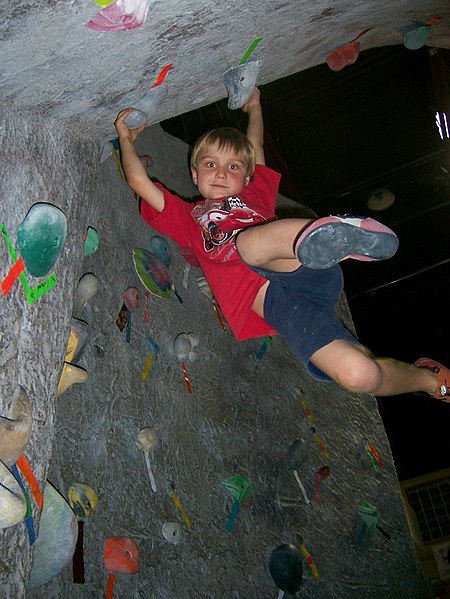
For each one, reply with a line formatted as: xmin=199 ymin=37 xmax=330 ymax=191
xmin=236 ymin=216 xmax=398 ymax=271
xmin=253 ymin=266 xmax=449 ymax=401
xmin=236 ymin=218 xmax=309 ymax=272
xmin=310 ymin=339 xmax=449 ymax=399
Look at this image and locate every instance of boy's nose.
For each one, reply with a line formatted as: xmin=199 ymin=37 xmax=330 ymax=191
xmin=215 ymin=166 xmax=227 ymax=178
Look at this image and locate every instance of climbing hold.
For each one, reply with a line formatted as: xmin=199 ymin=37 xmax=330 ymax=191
xmin=87 ymin=0 xmax=150 ymax=32
xmin=17 ymin=203 xmax=67 ymax=278
xmin=0 ymin=386 xmax=31 ymax=467
xmin=150 ymin=235 xmax=171 ymax=268
xmin=269 ymin=543 xmax=303 ymax=595
xmin=68 ymin=482 xmax=99 ymax=585
xmin=68 ymin=483 xmax=99 ymax=519
xmin=221 ymin=475 xmax=254 ymax=533
xmin=57 ymin=363 xmax=89 ymax=397
xmin=122 ymin=286 xmax=141 ymax=311
xmin=83 ymin=227 xmax=99 ymax=257
xmin=124 ymin=85 xmax=168 ymax=128
xmin=223 ymin=60 xmax=262 ymax=110
xmin=133 ymin=248 xmax=182 ymax=302
xmin=104 ymin=536 xmax=139 ymax=598
xmin=326 ymin=28 xmax=372 ymax=72
xmin=136 ymin=427 xmax=159 ymax=492
xmin=162 ymin=522 xmax=181 ymax=545
xmin=73 ymin=273 xmax=99 ymax=316
xmin=403 ymin=23 xmax=432 ymax=50
xmin=0 ymin=460 xmax=27 ymax=529
xmin=29 ymin=481 xmax=78 ymax=587
xmin=124 ymin=65 xmax=172 ymax=128
xmin=65 ymin=318 xmax=91 ymax=364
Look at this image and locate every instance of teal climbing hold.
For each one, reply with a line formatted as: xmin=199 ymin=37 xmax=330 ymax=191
xmin=83 ymin=227 xmax=99 ymax=257
xmin=17 ymin=203 xmax=67 ymax=277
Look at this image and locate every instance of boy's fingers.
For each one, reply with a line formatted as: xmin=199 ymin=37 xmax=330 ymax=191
xmin=130 ymin=125 xmax=145 ymax=137
xmin=114 ymin=108 xmax=146 ymax=138
xmin=116 ymin=107 xmax=133 ymax=121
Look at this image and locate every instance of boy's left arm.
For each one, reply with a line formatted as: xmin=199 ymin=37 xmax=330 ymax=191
xmin=242 ymin=87 xmax=265 ymax=166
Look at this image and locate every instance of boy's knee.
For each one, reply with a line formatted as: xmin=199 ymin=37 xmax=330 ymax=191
xmin=335 ymin=359 xmax=381 ymax=394
xmin=235 ymin=230 xmax=258 ymax=266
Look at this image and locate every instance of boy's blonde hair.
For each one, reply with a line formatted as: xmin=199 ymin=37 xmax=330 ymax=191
xmin=190 ymin=127 xmax=256 ymax=176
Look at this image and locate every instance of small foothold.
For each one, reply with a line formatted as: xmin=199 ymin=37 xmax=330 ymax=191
xmin=83 ymin=227 xmax=99 ymax=257
xmin=73 ymin=273 xmax=99 ymax=316
xmin=57 ymin=363 xmax=89 ymax=396
xmin=173 ymin=333 xmax=191 ymax=361
xmin=162 ymin=522 xmax=182 ymax=545
xmin=68 ymin=482 xmax=99 ymax=519
xmin=269 ymin=543 xmax=303 ymax=594
xmin=65 ymin=318 xmax=90 ymax=365
xmin=0 ymin=461 xmax=27 ymax=529
xmin=136 ymin=427 xmax=158 ymax=452
xmin=122 ymin=286 xmax=141 ymax=311
xmin=94 ymin=345 xmax=104 ymax=357
xmin=0 ymin=386 xmax=32 ymax=467
xmin=188 ymin=333 xmax=199 ymax=348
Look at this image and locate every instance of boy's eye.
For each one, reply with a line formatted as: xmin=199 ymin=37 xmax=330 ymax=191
xmin=206 ymin=162 xmax=215 ymax=168
xmin=229 ymin=164 xmax=240 ymax=171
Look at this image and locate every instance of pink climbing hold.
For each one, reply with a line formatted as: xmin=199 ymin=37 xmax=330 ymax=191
xmin=87 ymin=0 xmax=149 ymax=31
xmin=326 ymin=28 xmax=372 ymax=72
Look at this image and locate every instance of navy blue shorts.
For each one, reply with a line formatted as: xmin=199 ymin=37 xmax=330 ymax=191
xmin=249 ymin=264 xmax=361 ymax=381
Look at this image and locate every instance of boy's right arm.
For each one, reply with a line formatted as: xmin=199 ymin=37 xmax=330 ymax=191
xmin=114 ymin=108 xmax=165 ymax=213
xmin=241 ymin=87 xmax=265 ymax=166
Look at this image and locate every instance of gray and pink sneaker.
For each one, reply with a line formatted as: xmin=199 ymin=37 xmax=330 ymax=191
xmin=415 ymin=357 xmax=450 ymax=402
xmin=295 ymin=215 xmax=399 ymax=269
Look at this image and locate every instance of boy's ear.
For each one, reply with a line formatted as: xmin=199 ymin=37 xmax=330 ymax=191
xmin=243 ymin=175 xmax=251 ymax=187
xmin=191 ymin=169 xmax=198 ymax=185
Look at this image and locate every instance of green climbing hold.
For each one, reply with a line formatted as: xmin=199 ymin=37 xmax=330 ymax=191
xmin=83 ymin=227 xmax=99 ymax=257
xmin=17 ymin=203 xmax=67 ymax=278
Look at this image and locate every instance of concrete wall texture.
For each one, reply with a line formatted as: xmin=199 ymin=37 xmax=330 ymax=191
xmin=0 ymin=111 xmax=432 ymax=597
xmin=2 ymin=1 xmax=450 ymax=139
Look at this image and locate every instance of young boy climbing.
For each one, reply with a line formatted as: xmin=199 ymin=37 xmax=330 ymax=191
xmin=114 ymin=88 xmax=449 ymax=402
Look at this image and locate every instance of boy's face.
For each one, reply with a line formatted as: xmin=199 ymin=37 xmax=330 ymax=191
xmin=192 ymin=142 xmax=250 ymax=200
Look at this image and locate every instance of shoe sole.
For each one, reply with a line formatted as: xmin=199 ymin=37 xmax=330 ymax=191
xmin=296 ymin=217 xmax=399 ymax=269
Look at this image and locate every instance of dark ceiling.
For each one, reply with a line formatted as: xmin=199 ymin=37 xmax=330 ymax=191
xmin=161 ymin=45 xmax=450 ymax=479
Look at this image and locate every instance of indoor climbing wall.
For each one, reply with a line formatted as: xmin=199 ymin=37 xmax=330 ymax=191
xmin=0 ymin=111 xmax=432 ymax=597
xmin=1 ymin=0 xmax=450 ymax=596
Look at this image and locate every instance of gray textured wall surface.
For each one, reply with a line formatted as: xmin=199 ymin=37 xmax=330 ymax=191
xmin=0 ymin=117 xmax=431 ymax=597
xmin=0 ymin=107 xmax=98 ymax=596
xmin=2 ymin=0 xmax=450 ymax=142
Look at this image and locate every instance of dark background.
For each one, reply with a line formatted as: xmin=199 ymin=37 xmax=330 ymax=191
xmin=161 ymin=45 xmax=450 ymax=481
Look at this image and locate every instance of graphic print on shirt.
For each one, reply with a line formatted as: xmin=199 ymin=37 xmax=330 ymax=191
xmin=191 ymin=196 xmax=266 ymax=261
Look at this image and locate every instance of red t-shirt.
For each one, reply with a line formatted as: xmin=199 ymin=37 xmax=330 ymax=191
xmin=140 ymin=164 xmax=281 ymax=340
